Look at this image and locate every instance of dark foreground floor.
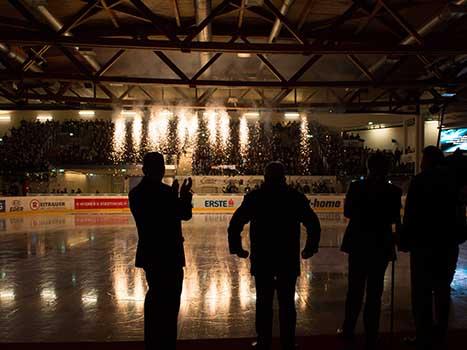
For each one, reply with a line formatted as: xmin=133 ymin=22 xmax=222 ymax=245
xmin=0 ymin=213 xmax=466 ymax=342
xmin=3 ymin=331 xmax=467 ymax=350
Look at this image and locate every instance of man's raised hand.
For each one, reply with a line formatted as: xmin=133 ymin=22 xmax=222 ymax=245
xmin=236 ymin=249 xmax=249 ymax=259
xmin=172 ymin=179 xmax=180 ymax=194
xmin=180 ymin=177 xmax=192 ymax=197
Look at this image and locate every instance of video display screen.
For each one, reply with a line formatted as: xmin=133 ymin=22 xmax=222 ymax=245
xmin=440 ymin=128 xmax=467 ymax=153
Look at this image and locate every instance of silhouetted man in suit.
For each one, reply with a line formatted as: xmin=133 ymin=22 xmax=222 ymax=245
xmin=129 ymin=152 xmax=192 ymax=350
xmin=228 ymin=161 xmax=321 ymax=350
xmin=338 ymin=152 xmax=402 ymax=349
xmin=401 ymin=146 xmax=466 ymax=350
xmin=445 ymin=149 xmax=467 ymax=287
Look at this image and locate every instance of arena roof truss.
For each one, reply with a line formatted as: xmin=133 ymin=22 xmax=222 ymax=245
xmin=0 ymin=0 xmax=467 ymax=114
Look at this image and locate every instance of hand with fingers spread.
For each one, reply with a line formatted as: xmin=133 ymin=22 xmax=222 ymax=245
xmin=172 ymin=179 xmax=180 ymax=194
xmin=180 ymin=177 xmax=193 ymax=198
xmin=301 ymin=247 xmax=317 ymax=259
xmin=235 ymin=249 xmax=249 ymax=259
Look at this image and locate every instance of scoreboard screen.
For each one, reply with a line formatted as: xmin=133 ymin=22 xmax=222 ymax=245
xmin=440 ymin=128 xmax=467 ymax=153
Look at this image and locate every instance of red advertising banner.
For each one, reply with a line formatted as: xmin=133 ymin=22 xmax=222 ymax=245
xmin=75 ymin=198 xmax=129 ymax=210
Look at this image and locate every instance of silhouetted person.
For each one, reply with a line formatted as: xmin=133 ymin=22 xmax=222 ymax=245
xmin=228 ymin=161 xmax=321 ymax=350
xmin=445 ymin=149 xmax=467 ymax=286
xmin=129 ymin=152 xmax=192 ymax=350
xmin=338 ymin=152 xmax=402 ymax=349
xmin=400 ymin=146 xmax=466 ymax=350
xmin=395 ymin=147 xmax=402 ymax=167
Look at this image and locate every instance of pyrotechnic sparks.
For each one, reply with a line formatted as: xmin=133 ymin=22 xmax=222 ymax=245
xmin=113 ymin=117 xmax=126 ymax=161
xmin=218 ymin=110 xmax=230 ymax=148
xmin=132 ymin=114 xmax=142 ymax=152
xmin=148 ymin=109 xmax=170 ymax=151
xmin=203 ymin=109 xmax=231 ymax=148
xmin=299 ymin=115 xmax=310 ymax=172
xmin=239 ymin=116 xmax=249 ymax=156
xmin=177 ymin=110 xmax=198 ymax=146
xmin=204 ymin=110 xmax=218 ymax=146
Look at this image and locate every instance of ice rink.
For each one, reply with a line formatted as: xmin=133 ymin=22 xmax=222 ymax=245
xmin=0 ymin=213 xmax=466 ymax=342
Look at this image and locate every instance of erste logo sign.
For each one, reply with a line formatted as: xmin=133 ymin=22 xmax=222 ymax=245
xmin=204 ymin=199 xmax=235 ymax=208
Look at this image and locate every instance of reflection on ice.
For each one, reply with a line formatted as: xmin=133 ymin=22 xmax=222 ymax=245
xmin=0 ymin=288 xmax=15 ymax=302
xmin=82 ymin=289 xmax=98 ymax=305
xmin=40 ymin=288 xmax=57 ymax=302
xmin=1 ymin=213 xmax=464 ymax=342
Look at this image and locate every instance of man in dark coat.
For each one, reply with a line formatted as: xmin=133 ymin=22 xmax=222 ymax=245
xmin=129 ymin=152 xmax=192 ymax=350
xmin=339 ymin=152 xmax=402 ymax=349
xmin=228 ymin=161 xmax=321 ymax=350
xmin=401 ymin=146 xmax=466 ymax=350
xmin=444 ymin=149 xmax=467 ymax=286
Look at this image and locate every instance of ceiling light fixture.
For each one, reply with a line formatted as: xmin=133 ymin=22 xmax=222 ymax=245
xmin=79 ymin=110 xmax=95 ymax=117
xmin=37 ymin=114 xmax=53 ymax=122
xmin=243 ymin=112 xmax=260 ymax=118
xmin=284 ymin=112 xmax=300 ymax=119
xmin=121 ymin=110 xmax=138 ymax=117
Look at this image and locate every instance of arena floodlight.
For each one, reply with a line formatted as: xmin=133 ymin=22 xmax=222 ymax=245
xmin=37 ymin=114 xmax=53 ymax=122
xmin=202 ymin=110 xmax=217 ymax=117
xmin=121 ymin=110 xmax=138 ymax=117
xmin=0 ymin=115 xmax=11 ymax=122
xmin=243 ymin=112 xmax=259 ymax=118
xmin=79 ymin=110 xmax=95 ymax=117
xmin=237 ymin=53 xmax=251 ymax=58
xmin=160 ymin=109 xmax=173 ymax=117
xmin=284 ymin=112 xmax=300 ymax=119
xmin=368 ymin=121 xmax=373 ymax=125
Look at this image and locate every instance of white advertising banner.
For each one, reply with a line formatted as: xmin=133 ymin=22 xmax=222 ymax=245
xmin=307 ymin=195 xmax=345 ymax=212
xmin=192 ymin=195 xmax=346 ymax=213
xmin=192 ymin=195 xmax=244 ymax=212
xmin=0 ymin=194 xmax=398 ymax=215
xmin=1 ymin=196 xmax=74 ymax=213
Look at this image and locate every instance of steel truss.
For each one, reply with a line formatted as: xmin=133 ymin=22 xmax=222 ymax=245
xmin=0 ymin=0 xmax=465 ymax=112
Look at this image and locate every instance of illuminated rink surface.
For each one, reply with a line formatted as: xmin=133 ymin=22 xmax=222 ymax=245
xmin=0 ymin=213 xmax=466 ymax=342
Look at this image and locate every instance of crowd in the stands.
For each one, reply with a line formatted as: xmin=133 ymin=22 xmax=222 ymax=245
xmin=0 ymin=119 xmax=114 ymax=173
xmin=0 ymin=119 xmax=415 ymax=177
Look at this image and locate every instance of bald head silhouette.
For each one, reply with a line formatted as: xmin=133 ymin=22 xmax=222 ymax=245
xmin=264 ymin=161 xmax=286 ymax=186
xmin=142 ymin=152 xmax=165 ymax=182
xmin=421 ymin=146 xmax=444 ymax=171
xmin=367 ymin=152 xmax=390 ymax=177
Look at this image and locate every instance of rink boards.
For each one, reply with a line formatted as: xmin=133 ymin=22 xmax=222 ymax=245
xmin=0 ymin=194 xmax=352 ymax=215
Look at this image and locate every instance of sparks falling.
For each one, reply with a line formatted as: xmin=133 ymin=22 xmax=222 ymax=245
xmin=239 ymin=116 xmax=249 ymax=157
xmin=148 ymin=109 xmax=170 ymax=151
xmin=113 ymin=117 xmax=126 ymax=161
xmin=132 ymin=114 xmax=143 ymax=153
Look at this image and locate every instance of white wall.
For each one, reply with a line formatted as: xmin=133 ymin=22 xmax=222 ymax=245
xmin=47 ymin=173 xmax=120 ymax=194
xmin=358 ymin=121 xmax=439 ymax=150
xmin=358 ymin=126 xmax=405 ymax=150
xmin=424 ymin=120 xmax=439 ymax=146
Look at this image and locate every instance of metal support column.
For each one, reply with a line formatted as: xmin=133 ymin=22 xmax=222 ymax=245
xmin=403 ymin=119 xmax=408 ymax=153
xmin=415 ymin=112 xmax=425 ymax=174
